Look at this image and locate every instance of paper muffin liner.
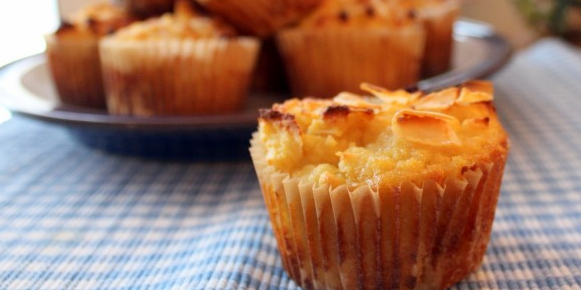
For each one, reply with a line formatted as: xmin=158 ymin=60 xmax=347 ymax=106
xmin=419 ymin=2 xmax=460 ymax=77
xmin=276 ymin=26 xmax=425 ymax=98
xmin=196 ymin=0 xmax=322 ymax=37
xmin=45 ymin=34 xmax=106 ymax=109
xmin=250 ymin=134 xmax=507 ymax=290
xmin=100 ymin=37 xmax=259 ymax=116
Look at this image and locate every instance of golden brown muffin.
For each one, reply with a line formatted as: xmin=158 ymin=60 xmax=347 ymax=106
xmin=45 ymin=1 xmax=133 ymax=109
xmin=100 ymin=0 xmax=260 ymax=116
xmin=250 ymin=80 xmax=509 ymax=290
xmin=277 ymin=0 xmax=426 ymax=98
xmin=115 ymin=0 xmax=177 ymax=19
xmin=194 ymin=0 xmax=323 ymax=37
xmin=397 ymin=0 xmax=460 ymax=77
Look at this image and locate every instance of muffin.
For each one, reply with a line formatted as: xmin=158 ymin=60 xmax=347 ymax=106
xmin=395 ymin=0 xmax=460 ymax=77
xmin=100 ymin=0 xmax=260 ymax=116
xmin=397 ymin=0 xmax=460 ymax=77
xmin=250 ymin=80 xmax=509 ymax=290
xmin=194 ymin=0 xmax=323 ymax=37
xmin=45 ymin=2 xmax=132 ymax=109
xmin=114 ymin=0 xmax=176 ymax=19
xmin=277 ymin=0 xmax=426 ymax=97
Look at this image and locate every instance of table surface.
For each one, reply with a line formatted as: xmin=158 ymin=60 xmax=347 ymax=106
xmin=1 ymin=38 xmax=581 ymax=290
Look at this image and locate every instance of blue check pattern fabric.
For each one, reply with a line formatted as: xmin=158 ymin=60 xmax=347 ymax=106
xmin=1 ymin=38 xmax=581 ymax=289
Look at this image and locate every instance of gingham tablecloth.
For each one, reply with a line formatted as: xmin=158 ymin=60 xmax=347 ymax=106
xmin=1 ymin=38 xmax=581 ymax=290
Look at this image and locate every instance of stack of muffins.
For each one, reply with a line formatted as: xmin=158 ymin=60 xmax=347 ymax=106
xmin=46 ymin=0 xmax=460 ymax=116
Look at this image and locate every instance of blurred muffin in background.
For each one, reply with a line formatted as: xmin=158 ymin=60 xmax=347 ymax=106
xmin=194 ymin=0 xmax=323 ymax=37
xmin=46 ymin=1 xmax=133 ymax=109
xmin=114 ymin=0 xmax=176 ymax=19
xmin=397 ymin=0 xmax=460 ymax=77
xmin=277 ymin=0 xmax=426 ymax=97
xmin=100 ymin=0 xmax=260 ymax=116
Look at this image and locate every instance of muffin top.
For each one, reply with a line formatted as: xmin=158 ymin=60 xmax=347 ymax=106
xmin=114 ymin=0 xmax=176 ymax=19
xmin=257 ymin=81 xmax=508 ymax=189
xmin=110 ymin=0 xmax=237 ymax=40
xmin=56 ymin=1 xmax=133 ymax=38
xmin=395 ymin=0 xmax=460 ymax=17
xmin=298 ymin=0 xmax=420 ymax=28
xmin=395 ymin=0 xmax=458 ymax=8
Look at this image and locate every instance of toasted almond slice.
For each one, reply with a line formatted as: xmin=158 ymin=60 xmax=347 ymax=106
xmin=307 ymin=119 xmax=346 ymax=136
xmin=360 ymin=82 xmax=421 ymax=104
xmin=413 ymin=87 xmax=459 ymax=110
xmin=333 ymin=92 xmax=381 ymax=109
xmin=462 ymin=117 xmax=490 ymax=128
xmin=392 ymin=109 xmax=461 ymax=146
xmin=457 ymin=80 xmax=494 ymax=105
xmin=463 ymin=80 xmax=494 ymax=94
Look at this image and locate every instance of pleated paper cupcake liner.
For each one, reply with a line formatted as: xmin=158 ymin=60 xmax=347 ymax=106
xmin=276 ymin=27 xmax=425 ymax=98
xmin=45 ymin=35 xmax=106 ymax=109
xmin=100 ymin=37 xmax=260 ymax=116
xmin=419 ymin=1 xmax=460 ymax=77
xmin=250 ymin=134 xmax=507 ymax=290
xmin=196 ymin=0 xmax=322 ymax=37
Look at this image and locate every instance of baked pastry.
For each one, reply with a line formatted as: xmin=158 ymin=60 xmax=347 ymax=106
xmin=250 ymin=80 xmax=509 ymax=290
xmin=114 ymin=0 xmax=176 ymax=19
xmin=398 ymin=0 xmax=460 ymax=77
xmin=194 ymin=0 xmax=323 ymax=37
xmin=277 ymin=0 xmax=426 ymax=97
xmin=100 ymin=0 xmax=260 ymax=116
xmin=45 ymin=2 xmax=132 ymax=108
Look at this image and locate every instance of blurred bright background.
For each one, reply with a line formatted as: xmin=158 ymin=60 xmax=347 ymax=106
xmin=0 ymin=1 xmax=59 ymax=66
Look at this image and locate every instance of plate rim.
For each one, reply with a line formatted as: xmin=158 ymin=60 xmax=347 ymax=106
xmin=0 ymin=18 xmax=512 ymax=132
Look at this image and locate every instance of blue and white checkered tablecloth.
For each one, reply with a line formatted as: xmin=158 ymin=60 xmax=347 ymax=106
xmin=1 ymin=38 xmax=581 ymax=290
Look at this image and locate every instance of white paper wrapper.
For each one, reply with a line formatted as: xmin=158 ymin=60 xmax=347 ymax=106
xmin=45 ymin=34 xmax=106 ymax=109
xmin=100 ymin=37 xmax=259 ymax=116
xmin=250 ymin=134 xmax=507 ymax=290
xmin=276 ymin=26 xmax=425 ymax=98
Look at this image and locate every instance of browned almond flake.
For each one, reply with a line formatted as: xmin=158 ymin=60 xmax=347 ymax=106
xmin=413 ymin=87 xmax=459 ymax=110
xmin=457 ymin=81 xmax=494 ymax=105
xmin=393 ymin=109 xmax=461 ymax=146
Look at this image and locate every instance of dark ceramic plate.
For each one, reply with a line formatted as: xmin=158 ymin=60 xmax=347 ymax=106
xmin=0 ymin=19 xmax=512 ymax=160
